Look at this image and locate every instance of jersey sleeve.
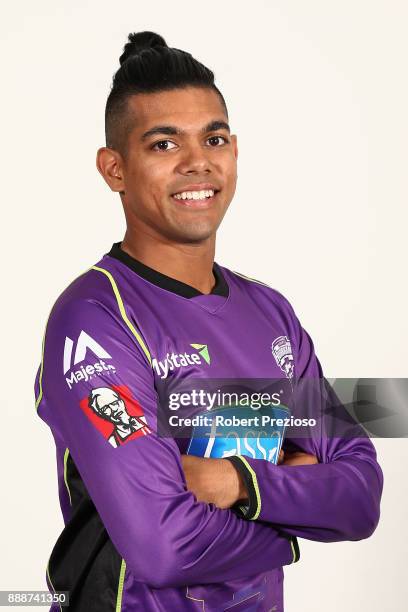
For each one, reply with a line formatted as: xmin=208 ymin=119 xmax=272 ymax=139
xmin=225 ymin=303 xmax=384 ymax=543
xmin=35 ymin=292 xmax=299 ymax=589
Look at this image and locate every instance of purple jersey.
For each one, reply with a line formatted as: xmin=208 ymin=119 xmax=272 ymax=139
xmin=34 ymin=242 xmax=383 ymax=611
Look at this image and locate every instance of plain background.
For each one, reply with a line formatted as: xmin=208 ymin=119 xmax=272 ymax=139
xmin=1 ymin=1 xmax=407 ymax=610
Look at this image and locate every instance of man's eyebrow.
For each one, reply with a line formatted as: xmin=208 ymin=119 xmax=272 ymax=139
xmin=141 ymin=120 xmax=230 ymax=141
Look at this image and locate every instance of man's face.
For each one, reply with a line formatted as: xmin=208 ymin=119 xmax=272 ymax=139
xmin=97 ymin=396 xmax=130 ymax=425
xmin=112 ymin=87 xmax=238 ymax=243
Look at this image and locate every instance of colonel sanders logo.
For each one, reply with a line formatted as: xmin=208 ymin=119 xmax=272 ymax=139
xmin=80 ymin=385 xmax=151 ymax=448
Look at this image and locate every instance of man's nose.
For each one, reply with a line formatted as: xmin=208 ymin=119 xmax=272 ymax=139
xmin=175 ymin=142 xmax=211 ymax=174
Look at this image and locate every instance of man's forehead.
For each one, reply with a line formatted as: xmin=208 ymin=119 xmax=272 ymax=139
xmin=94 ymin=389 xmax=119 ymax=403
xmin=127 ymin=89 xmax=226 ymax=131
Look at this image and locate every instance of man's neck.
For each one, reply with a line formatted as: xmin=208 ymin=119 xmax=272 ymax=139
xmin=121 ymin=229 xmax=217 ymax=295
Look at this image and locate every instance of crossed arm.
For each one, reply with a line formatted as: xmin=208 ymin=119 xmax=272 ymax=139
xmin=181 ymin=342 xmax=383 ymax=543
xmin=182 ymin=433 xmax=383 ymax=544
xmin=180 ymin=310 xmax=384 ymax=543
xmin=181 ymin=449 xmax=318 ymax=510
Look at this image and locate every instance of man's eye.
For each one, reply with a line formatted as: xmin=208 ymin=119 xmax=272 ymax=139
xmin=151 ymin=140 xmax=177 ymax=151
xmin=207 ymin=135 xmax=229 ymax=146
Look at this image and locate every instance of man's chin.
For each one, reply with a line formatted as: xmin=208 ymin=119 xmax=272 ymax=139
xmin=167 ymin=220 xmax=218 ymax=244
xmin=112 ymin=417 xmax=130 ymax=428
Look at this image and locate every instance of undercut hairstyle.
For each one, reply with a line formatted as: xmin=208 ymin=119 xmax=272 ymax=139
xmin=105 ymin=31 xmax=228 ymax=156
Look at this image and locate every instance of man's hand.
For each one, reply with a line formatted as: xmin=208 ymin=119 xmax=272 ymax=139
xmin=181 ymin=455 xmax=248 ymax=509
xmin=181 ymin=450 xmax=319 ymax=510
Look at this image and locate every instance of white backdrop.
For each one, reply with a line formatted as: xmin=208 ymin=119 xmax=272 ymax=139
xmin=1 ymin=1 xmax=407 ymax=610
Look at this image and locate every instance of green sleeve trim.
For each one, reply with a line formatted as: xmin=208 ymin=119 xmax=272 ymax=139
xmin=115 ymin=558 xmax=126 ymax=612
xmin=290 ymin=536 xmax=300 ymax=563
xmin=34 ymin=268 xmax=92 ymax=413
xmin=46 ymin=561 xmax=62 ymax=612
xmin=34 ymin=306 xmax=55 ymax=412
xmin=231 ymin=270 xmax=273 ymax=289
xmin=92 ymin=265 xmax=152 ymax=365
xmin=35 ymin=265 xmax=152 ymax=414
xmin=63 ymin=448 xmax=72 ymax=506
xmin=224 ymin=455 xmax=262 ymax=520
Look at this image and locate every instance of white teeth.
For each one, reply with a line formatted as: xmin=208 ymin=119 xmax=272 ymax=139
xmin=173 ymin=189 xmax=215 ymax=200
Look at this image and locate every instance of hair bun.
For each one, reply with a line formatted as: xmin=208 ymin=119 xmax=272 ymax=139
xmin=119 ymin=31 xmax=168 ymax=65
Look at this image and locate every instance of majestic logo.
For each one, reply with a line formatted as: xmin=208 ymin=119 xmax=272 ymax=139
xmin=81 ymin=385 xmax=151 ymax=448
xmin=152 ymin=343 xmax=211 ymax=379
xmin=271 ymin=335 xmax=294 ymax=380
xmin=63 ymin=331 xmax=116 ymax=389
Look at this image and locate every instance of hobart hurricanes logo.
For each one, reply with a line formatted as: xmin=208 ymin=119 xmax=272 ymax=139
xmin=152 ymin=343 xmax=211 ymax=379
xmin=63 ymin=331 xmax=116 ymax=389
xmin=271 ymin=335 xmax=294 ymax=380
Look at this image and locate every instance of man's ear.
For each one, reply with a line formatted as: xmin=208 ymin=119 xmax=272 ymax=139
xmin=96 ymin=147 xmax=125 ymax=193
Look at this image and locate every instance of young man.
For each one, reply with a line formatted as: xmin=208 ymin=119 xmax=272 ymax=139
xmin=35 ymin=31 xmax=383 ymax=611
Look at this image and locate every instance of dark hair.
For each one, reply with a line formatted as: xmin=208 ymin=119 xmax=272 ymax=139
xmin=105 ymin=31 xmax=228 ymax=155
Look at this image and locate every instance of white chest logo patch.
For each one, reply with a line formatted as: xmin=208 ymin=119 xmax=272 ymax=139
xmin=271 ymin=335 xmax=294 ymax=380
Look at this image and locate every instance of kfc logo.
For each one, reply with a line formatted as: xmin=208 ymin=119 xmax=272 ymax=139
xmin=80 ymin=385 xmax=151 ymax=448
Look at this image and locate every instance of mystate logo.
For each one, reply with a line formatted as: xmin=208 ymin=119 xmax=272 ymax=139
xmin=63 ymin=331 xmax=116 ymax=389
xmin=152 ymin=343 xmax=211 ymax=379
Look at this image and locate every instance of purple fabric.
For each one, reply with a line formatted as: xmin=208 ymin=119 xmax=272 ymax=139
xmin=34 ymin=251 xmax=383 ymax=611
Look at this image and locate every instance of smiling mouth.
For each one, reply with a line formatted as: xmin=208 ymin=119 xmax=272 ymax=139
xmin=171 ymin=189 xmax=220 ymax=208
